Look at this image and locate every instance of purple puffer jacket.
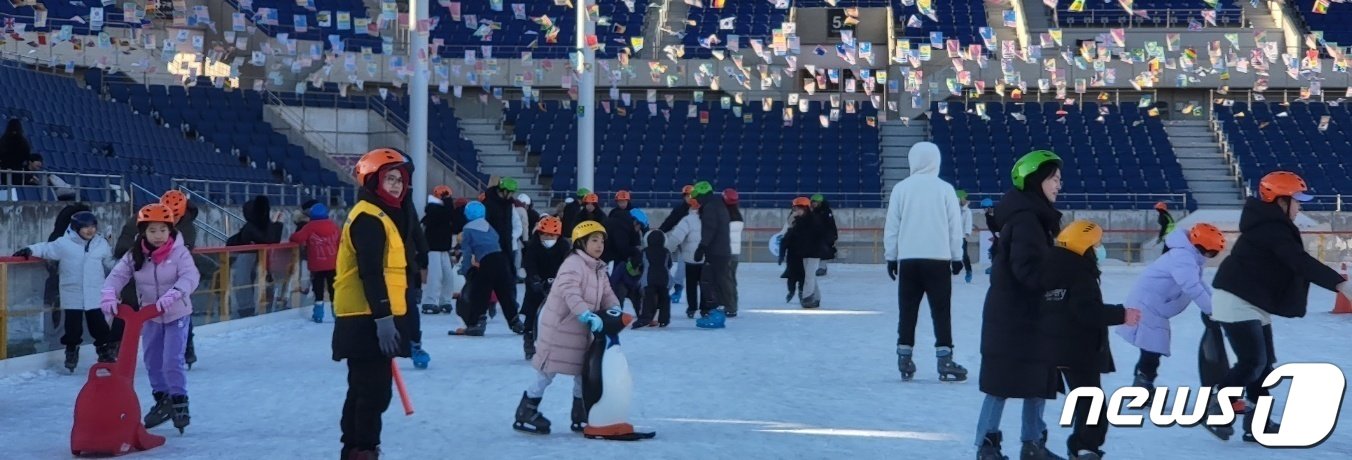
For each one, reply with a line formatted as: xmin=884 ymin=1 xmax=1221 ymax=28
xmin=1117 ymin=230 xmax=1213 ymax=356
xmin=100 ymin=235 xmax=201 ymax=324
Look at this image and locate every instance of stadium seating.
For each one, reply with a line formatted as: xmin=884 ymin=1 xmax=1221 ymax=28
xmin=0 ymin=64 xmax=301 ymax=203
xmin=930 ymin=101 xmax=1192 ymax=210
xmin=505 ymin=99 xmax=883 ymax=208
xmin=1213 ymin=101 xmax=1349 ymax=210
xmin=233 ymin=0 xmax=381 ymax=53
xmin=894 ymin=0 xmax=988 ymax=45
xmin=1291 ymin=0 xmax=1352 ymax=55
xmin=1054 ymin=0 xmax=1242 ymax=28
xmin=375 ymin=96 xmax=490 ymax=185
xmin=0 ymin=0 xmax=139 ymax=35
xmin=683 ymin=1 xmax=791 ymax=59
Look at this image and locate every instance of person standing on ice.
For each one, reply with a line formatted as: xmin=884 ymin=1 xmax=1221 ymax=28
xmin=514 ymin=221 xmax=621 ymax=435
xmin=883 ymin=141 xmax=969 ymax=383
xmin=1037 ymin=220 xmax=1141 ymax=460
xmin=723 ymin=189 xmax=744 ymax=316
xmin=975 ymin=150 xmax=1065 ymax=460
xmin=99 ymin=203 xmax=201 ymax=434
xmin=1204 ymin=171 xmax=1352 ymax=443
xmin=810 ymin=194 xmax=838 ymax=277
xmin=12 ymin=211 xmax=116 ymax=369
xmin=1116 ymin=223 xmax=1225 ymax=396
xmin=290 ymin=203 xmax=340 ymax=323
xmin=522 ymin=216 xmax=571 ymax=359
xmin=421 ymin=185 xmax=460 ymax=316
xmin=452 ymin=201 xmax=525 ymax=336
xmin=957 ymin=190 xmax=975 ymax=283
xmin=1154 ymin=202 xmax=1175 ymax=246
xmin=691 ymin=181 xmax=732 ymax=327
xmin=780 ymin=197 xmax=825 ymax=309
xmin=982 ymin=198 xmax=998 ymax=276
xmin=636 ymin=210 xmax=673 ymax=328
xmin=664 ymin=195 xmax=703 ymax=320
xmin=330 ymin=149 xmax=419 ymax=459
xmin=659 ymin=185 xmax=695 ymax=304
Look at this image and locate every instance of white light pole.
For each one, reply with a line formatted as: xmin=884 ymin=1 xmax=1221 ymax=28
xmin=576 ymin=1 xmax=596 ymax=192
xmin=408 ymin=0 xmax=431 ymax=210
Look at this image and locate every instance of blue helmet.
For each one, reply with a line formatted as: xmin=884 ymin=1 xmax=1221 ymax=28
xmin=980 ymin=198 xmax=994 ymax=207
xmin=629 ymin=208 xmax=649 ymax=229
xmin=69 ymin=211 xmax=98 ymax=231
xmin=465 ymin=201 xmax=486 ymax=221
xmin=309 ymin=203 xmax=330 ymax=220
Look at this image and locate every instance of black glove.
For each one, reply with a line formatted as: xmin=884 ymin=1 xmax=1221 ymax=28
xmin=951 ymin=261 xmax=963 ymax=275
xmin=12 ymin=247 xmax=32 ymax=258
xmin=374 ymin=315 xmax=401 ymax=357
xmin=887 ymin=261 xmax=898 ymax=281
xmin=777 ymin=254 xmax=784 ymax=266
xmin=693 ymin=246 xmax=706 ymax=263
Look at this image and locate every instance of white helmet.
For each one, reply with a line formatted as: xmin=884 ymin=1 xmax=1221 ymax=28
xmin=517 ymin=193 xmax=531 ymax=205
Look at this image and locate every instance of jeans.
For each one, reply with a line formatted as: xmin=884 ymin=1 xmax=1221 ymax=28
xmin=975 ymin=395 xmax=1047 ymax=446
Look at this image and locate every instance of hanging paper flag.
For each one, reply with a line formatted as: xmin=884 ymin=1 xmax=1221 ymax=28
xmin=490 ymin=0 xmax=503 ymax=11
xmin=1044 ymin=0 xmax=1057 ymax=8
xmin=1068 ymin=0 xmax=1085 ymax=12
xmin=1202 ymin=10 xmax=1216 ymax=27
xmin=1313 ymin=0 xmax=1329 ymax=14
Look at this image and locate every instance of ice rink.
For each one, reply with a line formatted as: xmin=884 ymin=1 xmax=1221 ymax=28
xmin=3 ymin=263 xmax=1350 ymax=459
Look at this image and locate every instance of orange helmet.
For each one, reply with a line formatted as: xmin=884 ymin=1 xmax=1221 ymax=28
xmin=681 ymin=184 xmax=694 ymax=196
xmin=1154 ymin=201 xmax=1167 ymax=211
xmin=160 ymin=190 xmax=188 ymax=221
xmin=537 ymin=216 xmax=563 ymax=236
xmin=615 ymin=190 xmax=631 ymax=201
xmin=583 ymin=193 xmax=599 ymax=204
xmin=1188 ymin=223 xmax=1226 ymax=254
xmin=1257 ymin=171 xmax=1312 ymax=203
xmin=354 ymin=148 xmax=406 ymax=185
xmin=792 ymin=197 xmax=811 ymax=207
xmin=433 ymin=185 xmax=453 ymax=199
xmin=137 ymin=203 xmax=176 ymax=225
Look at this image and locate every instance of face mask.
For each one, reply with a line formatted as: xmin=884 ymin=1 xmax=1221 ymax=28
xmin=542 ymin=239 xmax=558 ymax=248
xmin=1094 ymin=245 xmax=1107 ymax=261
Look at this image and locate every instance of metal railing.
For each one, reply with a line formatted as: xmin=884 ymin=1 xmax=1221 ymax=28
xmin=0 ymin=243 xmax=302 ymax=360
xmin=0 ymin=170 xmax=127 ymax=203
xmin=531 ymin=190 xmax=1189 ymax=210
xmin=1051 ymin=8 xmax=1246 ymax=28
xmin=127 ymin=181 xmax=232 ymax=244
xmin=367 ymin=95 xmax=489 ymax=192
xmin=171 ymin=178 xmax=344 ymax=208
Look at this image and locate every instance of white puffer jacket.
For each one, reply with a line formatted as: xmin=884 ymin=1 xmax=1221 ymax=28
xmin=26 ymin=229 xmax=114 ymax=310
xmin=729 ymin=220 xmax=744 ymax=255
xmin=664 ymin=212 xmax=703 ymax=264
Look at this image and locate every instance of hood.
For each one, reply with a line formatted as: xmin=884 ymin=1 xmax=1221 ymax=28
xmin=63 ymin=227 xmax=92 ymax=245
xmin=242 ymin=195 xmax=271 ymax=227
xmin=1163 ymin=229 xmax=1198 ymax=252
xmin=907 ymin=142 xmax=942 ymax=176
xmin=994 ymin=187 xmax=1061 ymax=234
xmin=182 ymin=202 xmax=199 ymax=224
xmin=1238 ymin=197 xmax=1294 ymax=234
xmin=51 ymin=203 xmax=92 ymax=239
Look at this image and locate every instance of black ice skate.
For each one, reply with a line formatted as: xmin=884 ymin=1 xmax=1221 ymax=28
xmin=937 ymin=348 xmax=969 ymax=382
xmin=1241 ymin=410 xmax=1280 ymax=443
xmin=1020 ymin=430 xmax=1065 ymax=460
xmin=144 ymin=391 xmax=173 ymax=429
xmin=96 ymin=342 xmax=117 ymax=363
xmin=523 ymin=333 xmax=536 ymax=360
xmin=64 ymin=345 xmax=79 ymax=372
xmin=508 ymin=319 xmax=525 ymax=335
xmin=170 ymin=394 xmax=190 ymax=434
xmin=1203 ymin=388 xmax=1235 ymax=441
xmin=897 ymin=348 xmax=917 ymax=381
xmin=1133 ymin=370 xmax=1156 ymax=405
xmin=977 ymin=431 xmax=1009 ymax=460
xmin=571 ymin=397 xmax=588 ymax=433
xmin=184 ymin=339 xmax=196 ymax=370
xmin=421 ymin=304 xmax=440 ymax=315
xmin=686 ymin=307 xmax=696 ymax=319
xmin=513 ymin=392 xmax=551 ymax=434
xmin=438 ymin=304 xmax=453 ymax=314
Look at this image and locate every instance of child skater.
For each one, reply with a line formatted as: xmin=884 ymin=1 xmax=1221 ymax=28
xmin=636 ymin=209 xmax=672 ymax=329
xmin=12 ymin=211 xmax=116 ymax=370
xmin=1038 ymin=220 xmax=1141 ymax=460
xmin=1118 ymin=223 xmax=1225 ymax=395
xmin=514 ymin=221 xmax=620 ymax=435
xmin=521 ymin=215 xmax=570 ymax=360
xmin=99 ymin=203 xmax=201 ymax=433
xmin=289 ymin=204 xmax=340 ymax=323
xmin=452 ymin=201 xmax=524 ymax=336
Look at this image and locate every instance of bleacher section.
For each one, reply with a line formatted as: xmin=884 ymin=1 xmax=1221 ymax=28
xmin=0 ymin=0 xmax=138 ymax=35
xmin=683 ymin=1 xmax=790 ymax=59
xmin=0 ymin=64 xmax=285 ymax=202
xmin=377 ymin=97 xmax=490 ymax=185
xmin=1055 ymin=0 xmax=1242 ymax=27
xmin=894 ymin=0 xmax=987 ymax=44
xmin=233 ymin=0 xmax=381 ymax=53
xmin=931 ymin=101 xmax=1192 ymax=210
xmin=1292 ymin=0 xmax=1352 ymax=53
xmin=505 ymin=100 xmax=882 ymax=208
xmin=1213 ymin=101 xmax=1348 ymax=209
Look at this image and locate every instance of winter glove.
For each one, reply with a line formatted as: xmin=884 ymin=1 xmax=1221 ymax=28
xmin=1123 ymin=308 xmax=1143 ymax=327
xmin=374 ymin=316 xmax=401 ymax=357
xmin=578 ymin=311 xmax=604 ymax=333
xmin=11 ymin=247 xmax=32 ymax=258
xmin=625 ymin=260 xmax=641 ymax=277
xmin=693 ymin=246 xmax=706 ymax=263
xmin=887 ymin=261 xmax=899 ymax=281
xmin=951 ymin=261 xmax=963 ymax=275
xmin=154 ymin=289 xmax=184 ymax=312
xmin=100 ymin=297 xmax=120 ymax=316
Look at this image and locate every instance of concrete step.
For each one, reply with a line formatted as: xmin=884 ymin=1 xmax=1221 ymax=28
xmin=1172 ymin=140 xmax=1219 ymax=148
xmin=1178 ymin=158 xmax=1228 ymax=168
xmin=1192 ymin=192 xmax=1244 ymax=204
xmin=1191 ymin=182 xmax=1240 ymax=193
xmin=1173 ymin=147 xmax=1221 ymax=158
xmin=479 ymin=155 xmax=520 ymax=167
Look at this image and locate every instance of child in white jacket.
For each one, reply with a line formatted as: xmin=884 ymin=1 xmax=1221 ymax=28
xmin=664 ymin=203 xmax=703 ymax=319
xmin=12 ymin=211 xmax=116 ymax=370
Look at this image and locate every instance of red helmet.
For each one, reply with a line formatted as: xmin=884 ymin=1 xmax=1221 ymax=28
xmin=1257 ymin=171 xmax=1312 ymax=203
xmin=536 ymin=216 xmax=563 ymax=236
xmin=615 ymin=190 xmax=631 ymax=201
xmin=723 ymin=188 xmax=739 ymax=205
xmin=583 ymin=193 xmax=599 ymax=204
xmin=1188 ymin=223 xmax=1226 ymax=254
xmin=792 ymin=197 xmax=811 ymax=208
xmin=1154 ymin=201 xmax=1167 ymax=211
xmin=433 ymin=185 xmax=453 ymax=199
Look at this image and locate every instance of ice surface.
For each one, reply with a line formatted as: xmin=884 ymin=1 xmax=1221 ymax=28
xmin=2 ymin=263 xmax=1350 ymax=459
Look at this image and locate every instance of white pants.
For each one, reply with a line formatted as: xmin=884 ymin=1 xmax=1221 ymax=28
xmin=422 ymin=251 xmax=460 ymax=306
xmin=801 ymin=258 xmax=821 ymax=303
xmin=526 ymin=369 xmax=583 ymax=399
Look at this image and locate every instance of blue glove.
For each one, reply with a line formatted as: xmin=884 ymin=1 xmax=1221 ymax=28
xmin=578 ymin=311 xmax=603 ymax=333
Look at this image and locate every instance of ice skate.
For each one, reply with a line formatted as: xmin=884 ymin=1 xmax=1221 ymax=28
xmin=1133 ymin=370 xmax=1156 ymax=405
xmin=312 ymin=302 xmax=326 ymax=323
xmin=896 ymin=347 xmax=916 ymax=381
xmin=170 ymin=395 xmax=190 ymax=434
xmin=785 ymin=287 xmax=796 ymax=303
xmin=438 ymin=304 xmax=453 ymax=314
xmin=816 ymin=267 xmax=827 ymax=277
xmin=523 ymin=333 xmax=536 ymax=360
xmin=936 ymin=347 xmax=969 ymax=382
xmin=671 ymin=285 xmax=682 ymax=304
xmin=1020 ymin=430 xmax=1065 ymax=460
xmin=411 ymin=342 xmax=430 ymax=369
xmin=965 ymin=272 xmax=973 ymax=283
xmin=570 ymin=397 xmax=588 ymax=432
xmin=1068 ymin=449 xmax=1102 ymax=460
xmin=1241 ymin=410 xmax=1280 ymax=443
xmin=64 ymin=345 xmax=79 ymax=372
xmin=450 ymin=323 xmax=486 ymax=337
xmin=686 ymin=307 xmax=696 ymax=319
xmin=512 ymin=392 xmax=551 ymax=434
xmin=96 ymin=342 xmax=117 ymax=363
xmin=508 ymin=318 xmax=525 ymax=335
xmin=144 ymin=391 xmax=173 ymax=429
xmin=184 ymin=339 xmax=196 ymax=370
xmin=977 ymin=431 xmax=1008 ymax=460
xmin=420 ymin=304 xmax=440 ymax=315
xmin=1203 ymin=388 xmax=1235 ymax=441
xmin=695 ymin=308 xmax=727 ymax=329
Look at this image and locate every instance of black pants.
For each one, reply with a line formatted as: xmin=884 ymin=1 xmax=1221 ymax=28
xmin=611 ymin=266 xmax=642 ymax=313
xmin=61 ymin=309 xmax=112 ymax=347
xmin=1062 ymin=368 xmax=1109 ymax=453
xmin=699 ymin=254 xmax=730 ymax=315
xmin=1219 ymin=320 xmax=1276 ymax=404
xmin=896 ymin=259 xmax=954 ymax=348
xmin=786 ymin=278 xmax=802 ymax=294
xmin=683 ymin=263 xmax=702 ymax=313
xmin=638 ymin=285 xmax=672 ymax=325
xmin=311 ymin=270 xmax=336 ymax=302
xmin=521 ymin=287 xmax=546 ymax=337
xmin=1135 ymin=350 xmax=1164 ymax=378
xmin=717 ymin=256 xmax=739 ymax=314
xmin=458 ymin=253 xmax=520 ymax=327
xmin=340 ymin=357 xmax=393 ymax=451
xmin=961 ymin=245 xmax=972 ymax=276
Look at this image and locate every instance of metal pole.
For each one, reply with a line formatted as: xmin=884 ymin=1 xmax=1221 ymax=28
xmin=408 ymin=0 xmax=431 ymax=211
xmin=576 ymin=1 xmax=597 ymax=192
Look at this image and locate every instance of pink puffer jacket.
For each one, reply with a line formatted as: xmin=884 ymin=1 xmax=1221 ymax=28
xmin=100 ymin=235 xmax=200 ymax=324
xmin=532 ymin=250 xmax=619 ymax=376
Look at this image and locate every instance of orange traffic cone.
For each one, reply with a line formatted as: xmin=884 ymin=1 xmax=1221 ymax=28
xmin=1335 ymin=263 xmax=1352 ymax=314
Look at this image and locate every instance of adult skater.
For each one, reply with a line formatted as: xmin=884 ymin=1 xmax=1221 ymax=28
xmin=780 ymin=197 xmax=825 ymax=309
xmin=723 ymin=189 xmax=744 ymax=316
xmin=665 ymin=196 xmax=703 ymax=320
xmin=515 ymin=193 xmax=539 ymax=279
xmin=603 ymin=201 xmax=643 ymax=313
xmin=976 ymin=150 xmax=1065 ymax=460
xmin=659 ymin=185 xmax=695 ymax=304
xmin=521 ymin=216 xmax=570 ymax=359
xmin=691 ymin=181 xmax=731 ymax=325
xmin=1154 ymin=202 xmax=1175 ymax=246
xmin=810 ymin=194 xmax=837 ymax=277
xmin=958 ymin=190 xmax=975 ymax=283
xmin=884 ymin=142 xmax=969 ymax=382
xmin=1206 ymin=171 xmax=1352 ymax=442
xmin=421 ymin=185 xmax=460 ymax=315
xmin=331 ymin=149 xmax=419 ymax=459
xmin=636 ymin=210 xmax=672 ymax=328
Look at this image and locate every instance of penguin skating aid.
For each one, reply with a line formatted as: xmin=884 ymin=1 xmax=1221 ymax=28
xmin=580 ymin=307 xmax=656 ymax=441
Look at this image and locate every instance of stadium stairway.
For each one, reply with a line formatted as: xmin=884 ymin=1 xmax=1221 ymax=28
xmin=880 ymin=120 xmax=928 ymax=191
xmin=1165 ymin=120 xmax=1244 ymax=208
xmin=459 ymin=119 xmax=549 ymax=202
